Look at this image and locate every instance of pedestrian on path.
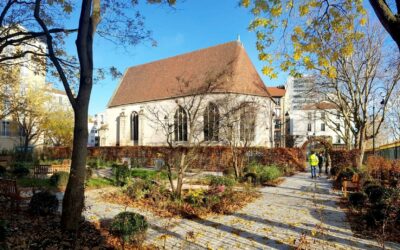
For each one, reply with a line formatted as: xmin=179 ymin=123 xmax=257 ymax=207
xmin=317 ymin=152 xmax=324 ymax=177
xmin=309 ymin=151 xmax=319 ymax=179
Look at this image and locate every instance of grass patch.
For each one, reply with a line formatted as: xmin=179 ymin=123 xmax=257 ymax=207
xmin=130 ymin=168 xmax=172 ymax=181
xmin=86 ymin=177 xmax=115 ymax=189
xmin=16 ymin=178 xmax=51 ymax=188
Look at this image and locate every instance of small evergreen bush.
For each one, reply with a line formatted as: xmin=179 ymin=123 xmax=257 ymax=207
xmin=348 ymin=192 xmax=367 ymax=208
xmin=0 ymin=220 xmax=8 ymax=241
xmin=366 ymin=185 xmax=386 ymax=204
xmin=29 ymin=191 xmax=59 ymax=215
xmin=113 ymin=163 xmax=130 ymax=186
xmin=208 ymin=175 xmax=236 ymax=187
xmin=12 ymin=165 xmax=29 ymax=178
xmin=259 ymin=165 xmax=282 ymax=183
xmin=110 ymin=212 xmax=148 ymax=246
xmin=124 ymin=179 xmax=153 ymax=200
xmin=0 ymin=166 xmax=6 ymax=177
xmin=49 ymin=171 xmax=69 ymax=188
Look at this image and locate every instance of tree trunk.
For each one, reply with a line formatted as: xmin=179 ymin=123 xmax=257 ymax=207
xmin=175 ymin=152 xmax=186 ymax=198
xmin=358 ymin=127 xmax=366 ymax=168
xmin=61 ymin=101 xmax=89 ymax=230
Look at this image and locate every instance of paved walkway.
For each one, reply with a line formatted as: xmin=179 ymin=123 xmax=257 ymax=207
xmin=84 ymin=171 xmax=399 ymax=249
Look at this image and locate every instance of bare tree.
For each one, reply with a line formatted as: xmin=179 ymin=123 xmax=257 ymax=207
xmin=145 ymin=70 xmax=228 ymax=198
xmin=0 ymin=0 xmax=176 ymax=230
xmin=313 ymin=26 xmax=400 ymax=164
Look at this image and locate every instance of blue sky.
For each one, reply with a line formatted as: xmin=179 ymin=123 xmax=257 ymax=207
xmin=59 ymin=0 xmax=288 ymax=116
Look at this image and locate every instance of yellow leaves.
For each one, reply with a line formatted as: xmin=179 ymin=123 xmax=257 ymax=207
xmin=270 ymin=5 xmax=282 ymax=17
xmin=303 ymin=56 xmax=314 ymax=70
xmin=240 ymin=0 xmax=250 ymax=8
xmin=318 ymin=57 xmax=329 ymax=67
xmin=293 ymin=50 xmax=302 ymax=61
xmin=293 ymin=26 xmax=304 ymax=38
xmin=359 ymin=17 xmax=367 ymax=26
xmin=262 ymin=66 xmax=277 ymax=79
xmin=249 ymin=18 xmax=271 ymax=30
xmin=340 ymin=43 xmax=354 ymax=57
xmin=299 ymin=4 xmax=309 ymax=16
xmin=258 ymin=52 xmax=272 ymax=63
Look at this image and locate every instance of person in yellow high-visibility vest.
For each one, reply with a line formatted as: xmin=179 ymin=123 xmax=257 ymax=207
xmin=309 ymin=151 xmax=319 ymax=179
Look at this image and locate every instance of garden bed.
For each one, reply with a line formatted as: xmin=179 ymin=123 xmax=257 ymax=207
xmin=0 ymin=210 xmax=156 ymax=249
xmin=102 ymin=186 xmax=260 ymax=219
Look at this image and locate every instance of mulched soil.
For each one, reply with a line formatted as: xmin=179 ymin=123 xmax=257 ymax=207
xmin=0 ymin=207 xmax=156 ymax=249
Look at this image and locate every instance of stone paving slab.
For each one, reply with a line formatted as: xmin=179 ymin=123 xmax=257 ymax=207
xmin=83 ymin=171 xmax=400 ymax=250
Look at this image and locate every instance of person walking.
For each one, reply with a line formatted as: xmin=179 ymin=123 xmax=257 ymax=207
xmin=317 ymin=152 xmax=324 ymax=177
xmin=309 ymin=151 xmax=319 ymax=179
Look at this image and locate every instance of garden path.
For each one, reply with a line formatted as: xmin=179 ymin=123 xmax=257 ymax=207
xmin=84 ymin=171 xmax=399 ymax=250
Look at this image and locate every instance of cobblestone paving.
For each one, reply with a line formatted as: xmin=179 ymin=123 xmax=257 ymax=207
xmin=84 ymin=171 xmax=400 ymax=250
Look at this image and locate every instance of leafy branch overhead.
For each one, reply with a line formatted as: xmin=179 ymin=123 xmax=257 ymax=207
xmin=241 ymin=0 xmax=399 ymax=79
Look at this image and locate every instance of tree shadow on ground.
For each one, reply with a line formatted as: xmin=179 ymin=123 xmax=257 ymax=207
xmin=232 ymin=212 xmax=379 ymax=249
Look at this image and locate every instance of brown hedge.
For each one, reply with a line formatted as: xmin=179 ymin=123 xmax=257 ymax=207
xmin=44 ymin=146 xmax=306 ymax=171
xmin=329 ymin=149 xmax=360 ymax=171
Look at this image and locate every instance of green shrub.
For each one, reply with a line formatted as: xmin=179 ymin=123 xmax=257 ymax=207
xmin=204 ymin=194 xmax=221 ymax=208
xmin=113 ymin=163 xmax=130 ymax=186
xmin=259 ymin=165 xmax=282 ymax=183
xmin=29 ymin=191 xmax=59 ymax=215
xmin=12 ymin=165 xmax=30 ymax=178
xmin=0 ymin=220 xmax=8 ymax=241
xmin=207 ymin=175 xmax=236 ymax=187
xmin=0 ymin=166 xmax=6 ymax=177
xmin=124 ymin=179 xmax=153 ymax=200
xmin=87 ymin=158 xmax=100 ymax=169
xmin=49 ymin=171 xmax=69 ymax=188
xmin=86 ymin=166 xmax=93 ymax=179
xmin=365 ymin=185 xmax=386 ymax=204
xmin=185 ymin=189 xmax=205 ymax=206
xmin=348 ymin=192 xmax=367 ymax=208
xmin=110 ymin=212 xmax=148 ymax=245
xmin=365 ymin=204 xmax=387 ymax=227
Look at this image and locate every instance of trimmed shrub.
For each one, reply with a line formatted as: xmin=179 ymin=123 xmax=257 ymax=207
xmin=12 ymin=165 xmax=30 ymax=178
xmin=0 ymin=166 xmax=6 ymax=177
xmin=0 ymin=220 xmax=8 ymax=241
xmin=86 ymin=166 xmax=93 ymax=180
xmin=366 ymin=185 xmax=386 ymax=204
xmin=348 ymin=192 xmax=367 ymax=208
xmin=124 ymin=179 xmax=153 ymax=200
xmin=49 ymin=171 xmax=69 ymax=188
xmin=259 ymin=165 xmax=282 ymax=183
xmin=113 ymin=163 xmax=130 ymax=186
xmin=110 ymin=212 xmax=148 ymax=246
xmin=208 ymin=175 xmax=236 ymax=187
xmin=365 ymin=204 xmax=387 ymax=227
xmin=29 ymin=191 xmax=59 ymax=215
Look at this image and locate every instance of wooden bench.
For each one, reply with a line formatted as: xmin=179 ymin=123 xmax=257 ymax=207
xmin=0 ymin=179 xmax=29 ymax=210
xmin=342 ymin=174 xmax=361 ymax=198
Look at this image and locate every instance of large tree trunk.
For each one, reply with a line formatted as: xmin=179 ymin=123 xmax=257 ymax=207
xmin=61 ymin=101 xmax=89 ymax=230
xmin=358 ymin=127 xmax=367 ymax=168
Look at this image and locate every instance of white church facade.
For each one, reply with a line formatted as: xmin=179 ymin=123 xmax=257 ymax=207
xmin=102 ymin=41 xmax=275 ymax=147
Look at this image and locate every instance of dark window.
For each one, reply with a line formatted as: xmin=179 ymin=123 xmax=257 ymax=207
xmin=337 ymin=136 xmax=341 ymax=143
xmin=274 ymin=120 xmax=281 ymax=129
xmin=131 ymin=111 xmax=139 ymax=142
xmin=321 ymin=112 xmax=326 ymax=120
xmin=239 ymin=104 xmax=256 ymax=141
xmin=174 ymin=107 xmax=188 ymax=141
xmin=336 ymin=123 xmax=340 ymax=130
xmin=336 ymin=110 xmax=340 ymax=119
xmin=307 ymin=112 xmax=312 ymax=120
xmin=307 ymin=123 xmax=312 ymax=132
xmin=321 ymin=123 xmax=325 ymax=131
xmin=1 ymin=121 xmax=10 ymax=136
xmin=204 ymin=103 xmax=219 ymax=141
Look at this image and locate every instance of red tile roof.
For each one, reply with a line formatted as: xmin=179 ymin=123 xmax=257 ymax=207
xmin=266 ymin=87 xmax=285 ymax=97
xmin=108 ymin=41 xmax=271 ymax=107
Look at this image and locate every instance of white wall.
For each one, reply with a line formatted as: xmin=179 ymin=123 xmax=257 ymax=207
xmin=103 ymin=93 xmax=274 ymax=147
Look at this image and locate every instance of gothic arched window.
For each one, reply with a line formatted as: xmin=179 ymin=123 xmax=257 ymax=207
xmin=204 ymin=103 xmax=219 ymax=141
xmin=174 ymin=107 xmax=188 ymax=141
